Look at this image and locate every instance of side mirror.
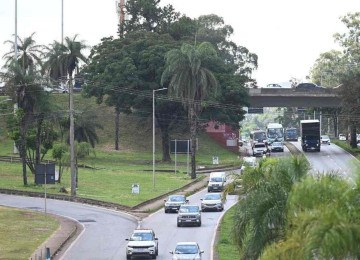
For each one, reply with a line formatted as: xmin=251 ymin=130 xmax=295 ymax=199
xmin=155 ymin=237 xmax=158 ymax=240
xmin=169 ymin=251 xmax=174 ymax=254
xmin=164 ymin=199 xmax=167 ymax=202
xmin=125 ymin=238 xmax=129 ymax=241
xmin=200 ymin=198 xmax=203 ymax=201
xmin=200 ymin=250 xmax=204 ymax=254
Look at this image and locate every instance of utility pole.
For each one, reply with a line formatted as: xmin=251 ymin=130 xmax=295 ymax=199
xmin=69 ymin=77 xmax=76 ymax=196
xmin=61 ymin=0 xmax=64 ymax=44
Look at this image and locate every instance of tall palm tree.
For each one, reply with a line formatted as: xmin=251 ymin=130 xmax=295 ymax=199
xmin=161 ymin=42 xmax=218 ymax=179
xmin=43 ymin=41 xmax=67 ymax=83
xmin=59 ymin=35 xmax=88 ymax=79
xmin=3 ymin=32 xmax=44 ymax=70
xmin=1 ymin=61 xmax=44 ymax=185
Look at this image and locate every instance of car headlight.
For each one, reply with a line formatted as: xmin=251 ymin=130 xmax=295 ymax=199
xmin=127 ymin=247 xmax=133 ymax=252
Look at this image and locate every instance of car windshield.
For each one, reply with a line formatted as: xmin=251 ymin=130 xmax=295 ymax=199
xmin=179 ymin=206 xmax=199 ymax=213
xmin=210 ymin=177 xmax=223 ymax=182
xmin=175 ymin=245 xmax=199 ymax=254
xmin=169 ymin=195 xmax=185 ymax=202
xmin=254 ymin=144 xmax=266 ymax=148
xmin=321 ymin=135 xmax=329 ymax=139
xmin=130 ymin=232 xmax=153 ymax=241
xmin=204 ymin=194 xmax=221 ymax=200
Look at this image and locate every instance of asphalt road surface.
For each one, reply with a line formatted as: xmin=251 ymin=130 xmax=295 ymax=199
xmin=0 ymin=171 xmax=239 ymax=260
xmin=291 ymin=141 xmax=359 ymax=181
xmin=139 ymin=190 xmax=238 ymax=260
xmin=0 ymin=194 xmax=138 ymax=259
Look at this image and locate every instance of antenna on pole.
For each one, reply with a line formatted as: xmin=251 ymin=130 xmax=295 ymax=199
xmin=116 ymin=0 xmax=126 ymax=37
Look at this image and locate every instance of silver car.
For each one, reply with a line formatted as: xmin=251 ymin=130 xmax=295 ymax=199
xmin=164 ymin=194 xmax=188 ymax=213
xmin=201 ymin=193 xmax=224 ymax=212
xmin=125 ymin=229 xmax=158 ymax=259
xmin=170 ymin=242 xmax=204 ymax=260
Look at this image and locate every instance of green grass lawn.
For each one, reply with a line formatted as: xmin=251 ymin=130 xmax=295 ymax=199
xmin=0 ymin=206 xmax=59 ymax=259
xmin=216 ymin=204 xmax=241 ymax=259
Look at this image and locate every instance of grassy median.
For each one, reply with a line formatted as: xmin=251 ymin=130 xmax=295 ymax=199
xmin=216 ymin=204 xmax=241 ymax=259
xmin=0 ymin=206 xmax=59 ymax=259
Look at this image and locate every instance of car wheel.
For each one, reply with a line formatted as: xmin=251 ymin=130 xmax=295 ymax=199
xmin=177 ymin=222 xmax=181 ymax=227
xmin=198 ymin=221 xmax=201 ymax=227
xmin=126 ymin=254 xmax=131 ymax=260
xmin=152 ymin=254 xmax=156 ymax=259
xmin=164 ymin=209 xmax=168 ymax=213
xmin=156 ymin=247 xmax=158 ymax=256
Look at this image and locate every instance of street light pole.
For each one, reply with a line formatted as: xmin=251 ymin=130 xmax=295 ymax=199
xmin=153 ymin=87 xmax=167 ymax=189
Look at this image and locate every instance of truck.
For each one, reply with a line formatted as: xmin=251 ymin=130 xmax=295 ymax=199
xmin=300 ymin=120 xmax=320 ymax=152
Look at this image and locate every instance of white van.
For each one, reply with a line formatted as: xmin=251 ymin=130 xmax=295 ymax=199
xmin=208 ymin=172 xmax=226 ymax=192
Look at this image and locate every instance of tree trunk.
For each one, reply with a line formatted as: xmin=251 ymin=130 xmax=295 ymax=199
xmin=190 ymin=106 xmax=197 ymax=179
xmin=333 ymin=115 xmax=338 ymax=138
xmin=350 ymin=123 xmax=357 ymax=148
xmin=19 ymin=121 xmax=28 ymax=185
xmin=115 ymin=108 xmax=120 ymax=151
xmin=161 ymin=129 xmax=171 ymax=162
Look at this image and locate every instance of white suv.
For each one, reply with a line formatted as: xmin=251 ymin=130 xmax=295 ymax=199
xmin=125 ymin=229 xmax=158 ymax=259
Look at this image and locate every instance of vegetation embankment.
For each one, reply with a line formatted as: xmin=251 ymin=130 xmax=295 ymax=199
xmin=218 ymin=154 xmax=360 ymax=259
xmin=0 ymin=93 xmax=241 ymax=207
xmin=332 ymin=140 xmax=360 ymax=158
xmin=0 ymin=206 xmax=59 ymax=259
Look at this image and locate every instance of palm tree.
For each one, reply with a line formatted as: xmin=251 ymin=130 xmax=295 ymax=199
xmin=59 ymin=35 xmax=88 ymax=79
xmin=3 ymin=32 xmax=44 ymax=70
xmin=263 ymin=173 xmax=360 ymax=259
xmin=43 ymin=41 xmax=67 ymax=84
xmin=230 ymin=156 xmax=309 ymax=259
xmin=1 ymin=61 xmax=44 ymax=185
xmin=161 ymin=42 xmax=218 ymax=179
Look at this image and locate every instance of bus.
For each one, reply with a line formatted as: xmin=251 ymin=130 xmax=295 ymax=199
xmin=249 ymin=129 xmax=267 ymax=148
xmin=266 ymin=123 xmax=284 ymax=143
xmin=284 ymin=127 xmax=298 ymax=141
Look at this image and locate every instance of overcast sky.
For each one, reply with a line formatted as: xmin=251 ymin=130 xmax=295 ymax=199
xmin=0 ymin=0 xmax=359 ymax=86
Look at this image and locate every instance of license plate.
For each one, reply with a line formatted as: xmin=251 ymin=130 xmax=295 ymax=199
xmin=134 ymin=248 xmax=147 ymax=252
xmin=185 ymin=219 xmax=192 ymax=222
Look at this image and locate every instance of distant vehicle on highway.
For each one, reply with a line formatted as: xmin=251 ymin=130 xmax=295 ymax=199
xmin=201 ymin=193 xmax=224 ymax=212
xmin=164 ymin=195 xmax=188 ymax=213
xmin=338 ymin=134 xmax=346 ymax=141
xmin=270 ymin=141 xmax=284 ymax=152
xmin=125 ymin=229 xmax=158 ymax=259
xmin=252 ymin=142 xmax=269 ymax=156
xmin=207 ymin=172 xmax=226 ymax=192
xmin=295 ymin=83 xmax=324 ymax=90
xmin=285 ymin=127 xmax=298 ymax=141
xmin=321 ymin=135 xmax=331 ymax=145
xmin=170 ymin=242 xmax=204 ymax=260
xmin=177 ymin=205 xmax=201 ymax=227
xmin=265 ymin=83 xmax=282 ymax=88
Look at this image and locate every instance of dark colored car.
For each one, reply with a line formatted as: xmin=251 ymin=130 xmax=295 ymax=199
xmin=177 ymin=205 xmax=201 ymax=227
xmin=164 ymin=195 xmax=188 ymax=213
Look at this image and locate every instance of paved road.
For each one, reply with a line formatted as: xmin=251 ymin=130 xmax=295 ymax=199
xmin=0 ymin=171 xmax=239 ymax=260
xmin=291 ymin=141 xmax=359 ymax=181
xmin=0 ymin=194 xmax=138 ymax=259
xmin=140 ymin=190 xmax=238 ymax=260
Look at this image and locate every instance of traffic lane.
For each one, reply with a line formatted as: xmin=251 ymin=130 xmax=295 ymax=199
xmin=291 ymin=141 xmax=358 ymax=180
xmin=0 ymin=194 xmax=138 ymax=260
xmin=139 ymin=189 xmax=238 ymax=260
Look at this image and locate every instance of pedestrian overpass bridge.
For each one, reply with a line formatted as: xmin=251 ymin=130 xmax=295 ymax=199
xmin=247 ymin=87 xmax=341 ymax=108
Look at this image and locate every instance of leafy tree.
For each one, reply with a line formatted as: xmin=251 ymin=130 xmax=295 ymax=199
xmin=162 ymin=42 xmax=219 ymax=179
xmin=1 ymin=62 xmax=45 ymax=184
